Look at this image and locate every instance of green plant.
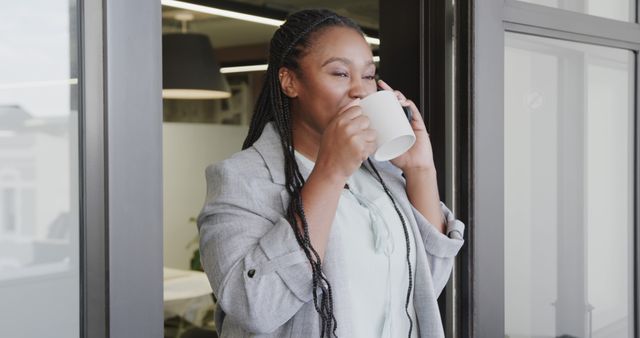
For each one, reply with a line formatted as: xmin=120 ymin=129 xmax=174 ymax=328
xmin=186 ymin=217 xmax=203 ymax=271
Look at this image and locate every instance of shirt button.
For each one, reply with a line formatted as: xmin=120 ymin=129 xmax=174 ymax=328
xmin=247 ymin=269 xmax=256 ymax=278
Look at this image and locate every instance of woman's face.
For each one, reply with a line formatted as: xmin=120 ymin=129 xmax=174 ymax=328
xmin=286 ymin=26 xmax=377 ymax=134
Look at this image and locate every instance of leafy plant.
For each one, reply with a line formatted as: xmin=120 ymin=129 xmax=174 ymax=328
xmin=186 ymin=217 xmax=203 ymax=271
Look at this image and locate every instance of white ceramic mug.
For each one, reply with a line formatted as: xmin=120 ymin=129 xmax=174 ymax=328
xmin=359 ymin=90 xmax=416 ymax=161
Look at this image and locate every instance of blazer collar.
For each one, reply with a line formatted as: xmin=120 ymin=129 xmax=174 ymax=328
xmin=252 ymin=122 xmax=312 ymax=185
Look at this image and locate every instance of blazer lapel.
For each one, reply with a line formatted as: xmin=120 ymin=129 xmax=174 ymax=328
xmin=252 ymin=122 xmax=312 ymax=185
xmin=252 ymin=122 xmax=312 ymax=212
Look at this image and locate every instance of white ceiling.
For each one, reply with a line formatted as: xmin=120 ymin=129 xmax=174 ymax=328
xmin=161 ymin=0 xmax=378 ymax=49
xmin=228 ymin=0 xmax=379 ymax=28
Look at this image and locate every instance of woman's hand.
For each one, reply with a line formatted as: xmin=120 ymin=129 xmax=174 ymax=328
xmin=377 ymin=79 xmax=436 ymax=174
xmin=314 ymin=105 xmax=378 ymax=184
xmin=377 ymin=80 xmax=445 ymax=232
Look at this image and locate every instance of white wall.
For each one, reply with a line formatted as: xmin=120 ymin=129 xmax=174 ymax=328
xmin=163 ymin=123 xmax=248 ymax=269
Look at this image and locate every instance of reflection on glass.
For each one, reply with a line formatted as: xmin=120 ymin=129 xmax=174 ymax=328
xmin=518 ymin=0 xmax=634 ymax=22
xmin=0 ymin=1 xmax=80 ymax=337
xmin=505 ymin=33 xmax=633 ymax=338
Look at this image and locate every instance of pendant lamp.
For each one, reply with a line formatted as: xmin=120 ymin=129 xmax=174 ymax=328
xmin=162 ymin=14 xmax=231 ymax=99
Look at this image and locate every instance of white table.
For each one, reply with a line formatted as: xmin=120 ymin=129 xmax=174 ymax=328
xmin=163 ymin=267 xmax=214 ymax=326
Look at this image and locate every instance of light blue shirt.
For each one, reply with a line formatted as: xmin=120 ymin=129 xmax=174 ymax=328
xmin=294 ymin=150 xmax=419 ymax=338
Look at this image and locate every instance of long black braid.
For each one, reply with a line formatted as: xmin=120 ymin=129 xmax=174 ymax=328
xmin=242 ymin=9 xmax=415 ymax=338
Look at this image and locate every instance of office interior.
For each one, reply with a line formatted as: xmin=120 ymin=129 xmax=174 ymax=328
xmin=0 ymin=0 xmax=637 ymax=337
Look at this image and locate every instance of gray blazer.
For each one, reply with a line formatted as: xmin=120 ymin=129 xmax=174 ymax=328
xmin=197 ymin=122 xmax=465 ymax=338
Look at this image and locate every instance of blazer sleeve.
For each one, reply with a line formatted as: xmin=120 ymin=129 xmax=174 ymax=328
xmin=197 ymin=158 xmax=314 ymax=334
xmin=411 ymin=202 xmax=465 ymax=297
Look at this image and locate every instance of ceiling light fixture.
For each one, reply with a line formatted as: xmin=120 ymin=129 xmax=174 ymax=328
xmin=161 ymin=0 xmax=381 ymax=46
xmin=365 ymin=37 xmax=380 ymax=45
xmin=162 ymin=0 xmax=283 ymax=26
xmin=220 ymin=56 xmax=381 ymax=74
xmin=220 ymin=64 xmax=268 ymax=74
xmin=163 ymin=12 xmax=231 ymax=99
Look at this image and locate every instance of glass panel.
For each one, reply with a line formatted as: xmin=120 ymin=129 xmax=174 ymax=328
xmin=517 ymin=0 xmax=634 ymax=22
xmin=0 ymin=1 xmax=80 ymax=337
xmin=505 ymin=33 xmax=634 ymax=338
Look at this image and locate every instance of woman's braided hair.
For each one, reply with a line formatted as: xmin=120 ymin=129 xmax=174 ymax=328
xmin=242 ymin=8 xmax=414 ymax=338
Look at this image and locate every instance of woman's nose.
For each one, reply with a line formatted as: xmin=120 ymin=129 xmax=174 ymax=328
xmin=348 ymin=78 xmax=369 ymax=99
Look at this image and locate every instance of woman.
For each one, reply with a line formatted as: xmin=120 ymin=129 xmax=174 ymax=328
xmin=197 ymin=8 xmax=465 ymax=338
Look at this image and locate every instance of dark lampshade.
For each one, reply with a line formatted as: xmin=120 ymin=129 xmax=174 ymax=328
xmin=162 ymin=33 xmax=231 ymax=99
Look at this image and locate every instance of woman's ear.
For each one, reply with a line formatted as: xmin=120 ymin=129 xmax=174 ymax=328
xmin=278 ymin=68 xmax=298 ymax=98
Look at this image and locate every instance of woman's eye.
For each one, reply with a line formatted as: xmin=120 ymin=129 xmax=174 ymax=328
xmin=333 ymin=72 xmax=349 ymax=78
xmin=363 ymin=75 xmax=376 ymax=80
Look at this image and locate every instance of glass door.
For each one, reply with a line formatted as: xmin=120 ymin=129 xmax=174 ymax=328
xmin=0 ymin=0 xmax=164 ymax=336
xmin=0 ymin=1 xmax=81 ymax=336
xmin=471 ymin=0 xmax=639 ymax=337
xmin=504 ymin=32 xmax=634 ymax=338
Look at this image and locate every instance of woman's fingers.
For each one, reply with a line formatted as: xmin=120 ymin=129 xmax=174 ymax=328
xmin=337 ymin=105 xmax=363 ymax=123
xmin=394 ymin=90 xmax=407 ymax=104
xmin=351 ymin=115 xmax=370 ymax=129
xmin=377 ymin=78 xmax=427 ymax=130
xmin=378 ymin=79 xmax=409 ymax=105
xmin=404 ymin=100 xmax=428 ymax=132
xmin=377 ymin=79 xmax=393 ymax=91
xmin=358 ymin=132 xmax=378 ymax=160
xmin=364 ymin=140 xmax=377 ymax=160
xmin=362 ymin=128 xmax=377 ymax=142
xmin=405 ymin=100 xmax=420 ymax=119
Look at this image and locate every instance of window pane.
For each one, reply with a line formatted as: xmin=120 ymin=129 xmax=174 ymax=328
xmin=517 ymin=0 xmax=634 ymax=22
xmin=505 ymin=32 xmax=634 ymax=338
xmin=0 ymin=1 xmax=80 ymax=337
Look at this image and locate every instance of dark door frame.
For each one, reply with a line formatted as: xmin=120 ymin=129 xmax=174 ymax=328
xmin=379 ymin=1 xmax=473 ymax=337
xmin=80 ymin=0 xmax=164 ymax=337
xmin=382 ymin=0 xmax=640 ymax=337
